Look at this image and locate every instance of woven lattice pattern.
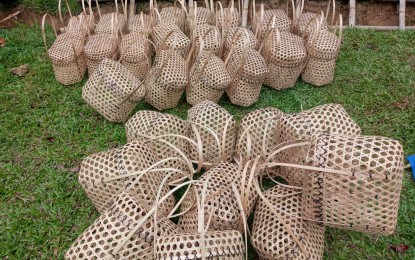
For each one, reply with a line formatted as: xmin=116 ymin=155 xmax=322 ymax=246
xmin=65 ymin=191 xmax=181 ymax=260
xmin=84 ymin=34 xmax=119 ymax=75
xmin=223 ymin=27 xmax=257 ymax=59
xmin=275 ymin=103 xmax=361 ymax=186
xmin=187 ymin=52 xmax=232 ymax=106
xmin=145 ymin=50 xmax=188 ymax=110
xmin=302 ymin=134 xmax=404 ymax=235
xmin=235 ymin=107 xmax=284 ymax=163
xmin=152 ymin=23 xmax=191 ymax=58
xmin=120 ymin=33 xmax=152 ymax=80
xmin=159 ymin=6 xmax=186 ymax=31
xmin=65 ymin=15 xmax=91 ymax=35
xmin=78 ymin=141 xmax=175 ymax=215
xmin=129 ymin=12 xmax=152 ymax=36
xmin=155 ymin=230 xmax=245 ymax=259
xmin=252 ymin=9 xmax=292 ymax=43
xmin=262 ymin=31 xmax=307 ymax=90
xmin=95 ymin=13 xmax=127 ymax=34
xmin=192 ymin=24 xmax=222 ymax=57
xmin=125 ymin=110 xmax=190 ymax=182
xmin=294 ymin=12 xmax=328 ymax=37
xmin=216 ymin=7 xmax=240 ymax=33
xmin=251 ymin=185 xmax=325 ymax=260
xmin=226 ymin=48 xmax=268 ymax=107
xmin=186 ymin=6 xmax=215 ymax=34
xmin=82 ymin=58 xmax=144 ymax=122
xmin=187 ymin=101 xmax=237 ymax=168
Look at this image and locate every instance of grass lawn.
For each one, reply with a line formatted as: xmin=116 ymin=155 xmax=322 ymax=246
xmin=1 ymin=24 xmax=415 ymax=259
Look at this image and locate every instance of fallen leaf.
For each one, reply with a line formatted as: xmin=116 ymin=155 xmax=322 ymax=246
xmin=46 ymin=137 xmax=55 ymax=143
xmin=389 ymin=244 xmax=409 ymax=254
xmin=69 ymin=165 xmax=80 ymax=173
xmin=0 ymin=38 xmax=5 ymax=47
xmin=9 ymin=64 xmax=29 ymax=77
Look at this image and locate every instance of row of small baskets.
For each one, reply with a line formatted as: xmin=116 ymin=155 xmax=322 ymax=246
xmin=42 ymin=0 xmax=343 ymax=114
xmin=65 ymin=101 xmax=404 ymax=259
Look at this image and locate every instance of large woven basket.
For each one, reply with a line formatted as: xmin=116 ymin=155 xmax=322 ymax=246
xmin=261 ymin=29 xmax=307 ymax=90
xmin=125 ymin=110 xmax=191 ymax=183
xmin=152 ymin=22 xmax=191 ymax=58
xmin=235 ymin=107 xmax=284 ymax=164
xmin=186 ymin=50 xmax=232 ymax=106
xmin=274 ymin=103 xmax=361 ymax=186
xmin=187 ymin=101 xmax=237 ymax=168
xmin=41 ymin=14 xmax=87 ymax=85
xmin=119 ymin=32 xmax=153 ymax=80
xmin=225 ymin=47 xmax=268 ymax=107
xmin=82 ymin=58 xmax=145 ymax=122
xmin=65 ymin=191 xmax=182 ymax=259
xmin=300 ymin=133 xmax=404 ymax=235
xmin=223 ymin=27 xmax=257 ymax=60
xmin=302 ymin=15 xmax=343 ymax=86
xmin=251 ymin=183 xmax=325 ymax=260
xmin=94 ymin=0 xmax=127 ymax=34
xmin=145 ymin=49 xmax=189 ymax=110
xmin=78 ymin=141 xmax=176 ymax=215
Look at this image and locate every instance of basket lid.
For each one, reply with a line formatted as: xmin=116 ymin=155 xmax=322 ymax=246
xmin=120 ymin=33 xmax=151 ymax=63
xmin=306 ymin=30 xmax=340 ymax=59
xmin=95 ymin=13 xmax=126 ymax=34
xmin=153 ymin=23 xmax=190 ymax=51
xmin=152 ymin=50 xmax=188 ymax=88
xmin=224 ymin=27 xmax=257 ymax=50
xmin=187 ymin=6 xmax=215 ymax=28
xmin=84 ymin=34 xmax=118 ymax=60
xmin=192 ymin=24 xmax=222 ymax=52
xmin=253 ymin=9 xmax=292 ymax=33
xmin=48 ymin=32 xmax=84 ymax=64
xmin=191 ymin=52 xmax=232 ymax=90
xmin=296 ymin=12 xmax=328 ymax=37
xmin=159 ymin=6 xmax=186 ymax=27
xmin=227 ymin=47 xmax=268 ymax=82
xmin=129 ymin=13 xmax=152 ymax=35
xmin=264 ymin=31 xmax=307 ymax=64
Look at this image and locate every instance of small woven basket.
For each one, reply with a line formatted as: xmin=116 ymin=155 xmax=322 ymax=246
xmin=125 ymin=110 xmax=191 ymax=183
xmin=235 ymin=107 xmax=284 ymax=164
xmin=186 ymin=3 xmax=215 ymax=35
xmin=59 ymin=0 xmax=92 ymax=35
xmin=251 ymin=183 xmax=325 ymax=260
xmin=41 ymin=14 xmax=87 ymax=85
xmin=223 ymin=27 xmax=257 ymax=60
xmin=152 ymin=22 xmax=191 ymax=58
xmin=119 ymin=32 xmax=153 ymax=80
xmin=78 ymin=141 xmax=176 ymax=215
xmin=275 ymin=103 xmax=361 ymax=186
xmin=225 ymin=47 xmax=268 ymax=107
xmin=158 ymin=2 xmax=187 ymax=32
xmin=82 ymin=58 xmax=145 ymax=122
xmin=186 ymin=50 xmax=232 ymax=106
xmin=191 ymin=24 xmax=223 ymax=57
xmin=65 ymin=191 xmax=182 ymax=259
xmin=145 ymin=49 xmax=189 ymax=110
xmin=302 ymin=15 xmax=343 ymax=86
xmin=292 ymin=0 xmax=332 ymax=37
xmin=94 ymin=0 xmax=127 ymax=34
xmin=187 ymin=101 xmax=237 ymax=168
xmin=261 ymin=29 xmax=307 ymax=90
xmin=215 ymin=0 xmax=240 ymax=37
xmin=301 ymin=133 xmax=404 ymax=235
xmin=128 ymin=12 xmax=152 ymax=36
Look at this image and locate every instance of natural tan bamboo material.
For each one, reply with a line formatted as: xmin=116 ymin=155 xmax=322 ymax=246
xmin=185 ymin=2 xmax=215 ymax=35
xmin=223 ymin=27 xmax=257 ymax=60
xmin=225 ymin=46 xmax=268 ymax=107
xmin=292 ymin=0 xmax=331 ymax=37
xmin=95 ymin=0 xmax=128 ymax=34
xmin=235 ymin=107 xmax=284 ymax=164
xmin=251 ymin=1 xmax=292 ymax=43
xmin=59 ymin=0 xmax=94 ymax=34
xmin=251 ymin=181 xmax=325 ymax=260
xmin=82 ymin=58 xmax=145 ymax=122
xmin=302 ymin=15 xmax=343 ymax=86
xmin=186 ymin=48 xmax=232 ymax=106
xmin=187 ymin=100 xmax=238 ymax=168
xmin=145 ymin=48 xmax=189 ymax=110
xmin=158 ymin=0 xmax=188 ymax=31
xmin=78 ymin=141 xmax=176 ymax=215
xmin=128 ymin=12 xmax=152 ymax=36
xmin=65 ymin=191 xmax=182 ymax=259
xmin=152 ymin=22 xmax=191 ymax=58
xmin=125 ymin=110 xmax=192 ymax=183
xmin=41 ymin=14 xmax=87 ymax=85
xmin=119 ymin=32 xmax=153 ymax=80
xmin=191 ymin=24 xmax=222 ymax=57
xmin=273 ymin=103 xmax=361 ymax=185
xmin=216 ymin=0 xmax=240 ymax=37
xmin=261 ymin=27 xmax=307 ymax=90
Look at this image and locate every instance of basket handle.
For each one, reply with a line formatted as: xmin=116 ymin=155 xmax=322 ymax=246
xmin=41 ymin=14 xmax=58 ymax=57
xmin=257 ymin=14 xmax=279 ymax=53
xmin=81 ymin=0 xmax=93 ymax=17
xmin=334 ymin=14 xmax=343 ymax=49
xmin=306 ymin=11 xmax=324 ymax=55
xmin=58 ymin=0 xmax=72 ymax=23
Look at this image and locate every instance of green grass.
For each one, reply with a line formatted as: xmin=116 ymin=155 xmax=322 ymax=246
xmin=19 ymin=0 xmax=81 ymax=15
xmin=1 ymin=24 xmax=415 ymax=259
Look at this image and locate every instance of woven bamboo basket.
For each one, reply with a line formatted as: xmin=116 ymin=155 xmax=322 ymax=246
xmin=59 ymin=0 xmax=93 ymax=35
xmin=178 ymin=162 xmax=258 ymax=232
xmin=302 ymin=15 xmax=343 ymax=86
xmin=225 ymin=47 xmax=268 ymax=107
xmin=273 ymin=103 xmax=361 ymax=186
xmin=185 ymin=2 xmax=215 ymax=35
xmin=215 ymin=0 xmax=240 ymax=37
xmin=128 ymin=12 xmax=152 ymax=36
xmin=251 ymin=1 xmax=292 ymax=43
xmin=301 ymin=134 xmax=404 ymax=235
xmin=125 ymin=110 xmax=192 ymax=183
xmin=222 ymin=27 xmax=257 ymax=60
xmin=119 ymin=32 xmax=153 ymax=80
xmin=78 ymin=141 xmax=176 ymax=215
xmin=251 ymin=182 xmax=325 ymax=260
xmin=82 ymin=58 xmax=145 ymax=122
xmin=186 ymin=49 xmax=232 ymax=106
xmin=191 ymin=24 xmax=222 ymax=57
xmin=261 ymin=28 xmax=307 ymax=90
xmin=158 ymin=1 xmax=187 ymax=32
xmin=41 ymin=14 xmax=87 ymax=85
xmin=65 ymin=191 xmax=182 ymax=259
xmin=235 ymin=107 xmax=284 ymax=164
xmin=145 ymin=49 xmax=189 ymax=110
xmin=152 ymin=22 xmax=191 ymax=58
xmin=94 ymin=0 xmax=127 ymax=34
xmin=187 ymin=101 xmax=237 ymax=168
xmin=292 ymin=0 xmax=332 ymax=37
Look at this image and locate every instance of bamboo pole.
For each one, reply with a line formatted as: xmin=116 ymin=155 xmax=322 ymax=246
xmin=241 ymin=0 xmax=249 ymax=27
xmin=349 ymin=0 xmax=356 ymax=26
xmin=399 ymin=0 xmax=406 ymax=30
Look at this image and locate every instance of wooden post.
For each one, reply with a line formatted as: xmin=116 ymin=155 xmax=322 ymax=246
xmin=399 ymin=0 xmax=406 ymax=30
xmin=242 ymin=0 xmax=249 ymax=27
xmin=129 ymin=0 xmax=135 ymax=19
xmin=349 ymin=0 xmax=356 ymax=26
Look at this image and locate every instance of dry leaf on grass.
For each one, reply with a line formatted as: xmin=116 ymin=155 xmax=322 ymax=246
xmin=9 ymin=64 xmax=30 ymax=77
xmin=389 ymin=244 xmax=410 ymax=254
xmin=0 ymin=38 xmax=5 ymax=47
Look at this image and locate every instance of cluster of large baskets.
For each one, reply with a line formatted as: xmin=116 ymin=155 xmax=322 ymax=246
xmin=65 ymin=101 xmax=404 ymax=259
xmin=42 ymin=0 xmax=343 ymax=121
